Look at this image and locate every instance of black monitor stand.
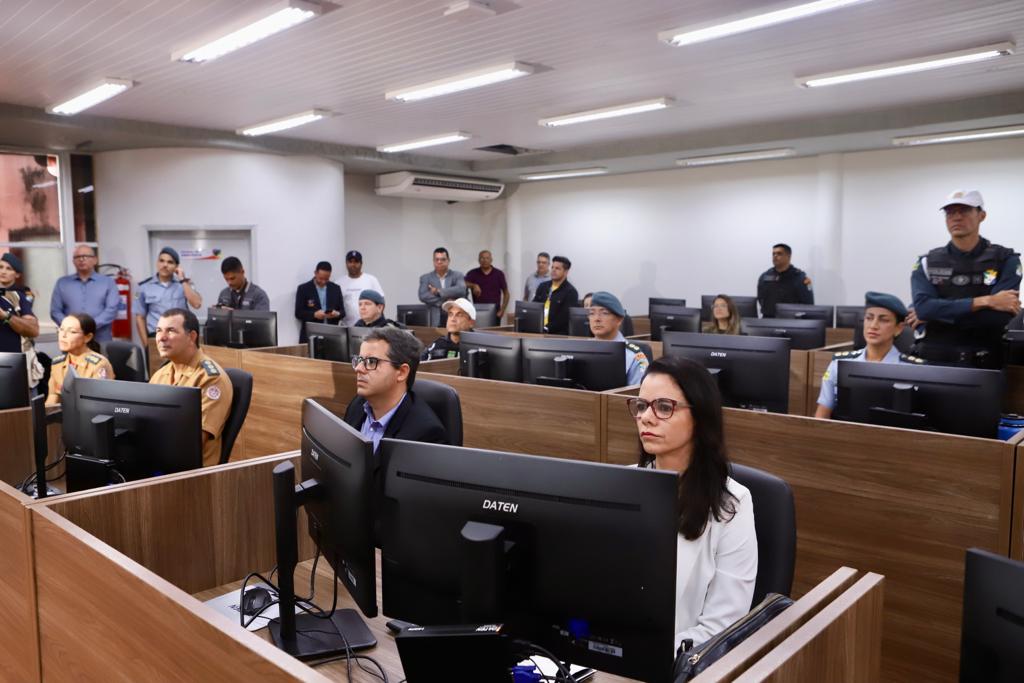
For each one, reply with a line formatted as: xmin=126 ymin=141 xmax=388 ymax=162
xmin=464 ymin=348 xmax=489 ymax=379
xmin=308 ymin=335 xmax=325 ymax=360
xmin=24 ymin=395 xmax=61 ymax=498
xmin=867 ymin=382 xmax=928 ymax=431
xmin=536 ymin=355 xmax=580 ymax=389
xmin=267 ymin=462 xmax=376 ymax=660
xmin=65 ymin=414 xmax=121 ymax=491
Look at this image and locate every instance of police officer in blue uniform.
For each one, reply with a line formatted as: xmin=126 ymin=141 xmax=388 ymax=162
xmin=815 ymin=292 xmax=921 ymax=419
xmin=587 ymin=291 xmax=649 ymax=385
xmin=134 ymin=246 xmax=203 ymax=341
xmin=910 ymin=190 xmax=1021 ymax=368
xmin=757 ymin=243 xmax=813 ymax=318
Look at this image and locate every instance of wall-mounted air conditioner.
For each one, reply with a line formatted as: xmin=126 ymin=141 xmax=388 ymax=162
xmin=375 ymin=172 xmax=504 ymax=202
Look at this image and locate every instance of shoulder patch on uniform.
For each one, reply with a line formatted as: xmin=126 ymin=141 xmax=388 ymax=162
xmin=200 ymin=359 xmax=220 ymax=376
xmin=912 ymin=258 xmax=921 ymax=271
xmin=52 ymin=353 xmax=66 ymax=364
xmin=206 ymin=385 xmax=221 ymax=401
xmin=84 ymin=353 xmax=101 ymax=365
xmin=833 ymin=348 xmax=864 ymax=359
xmin=900 ymin=353 xmax=926 ymax=364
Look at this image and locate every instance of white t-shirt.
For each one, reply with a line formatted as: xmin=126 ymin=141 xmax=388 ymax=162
xmin=338 ymin=273 xmax=384 ymax=326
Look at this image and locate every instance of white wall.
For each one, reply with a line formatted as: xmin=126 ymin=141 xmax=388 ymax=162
xmin=507 ymin=137 xmax=1024 ymax=315
xmin=94 ymin=148 xmax=345 ymax=344
xmin=344 ymin=173 xmax=507 ymax=315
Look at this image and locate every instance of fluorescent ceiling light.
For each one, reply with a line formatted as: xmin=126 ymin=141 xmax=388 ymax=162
xmin=174 ymin=0 xmax=321 ymax=63
xmin=377 ymin=132 xmax=472 ymax=153
xmin=46 ymin=78 xmax=134 ymax=115
xmin=386 ymin=62 xmax=534 ymax=102
xmin=539 ymin=98 xmax=673 ymax=128
xmin=520 ymin=168 xmax=608 ymax=181
xmin=237 ymin=109 xmax=330 ymax=136
xmin=677 ymin=148 xmax=796 ymax=167
xmin=892 ymin=125 xmax=1024 ymax=147
xmin=798 ymin=42 xmax=1015 ymax=88
xmin=660 ymin=0 xmax=870 ymax=47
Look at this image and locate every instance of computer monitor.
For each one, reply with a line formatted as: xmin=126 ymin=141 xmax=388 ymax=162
xmin=833 ymin=362 xmax=1003 ymax=438
xmin=306 ymin=322 xmax=349 ymax=362
xmin=514 ymin=300 xmax=544 ymax=334
xmin=661 ymin=331 xmax=791 ymax=413
xmin=61 ymin=375 xmax=203 ymax=491
xmin=231 ymin=310 xmax=277 ymax=348
xmin=1006 ymin=330 xmax=1024 ymax=366
xmin=474 ymin=303 xmax=499 ymax=328
xmin=204 ymin=308 xmax=232 ymax=346
xmin=268 ymin=399 xmax=377 ymax=659
xmin=774 ymin=303 xmax=835 ymax=326
xmin=834 ymin=305 xmax=865 ymax=328
xmin=649 ymin=305 xmax=701 ymax=342
xmin=380 ymin=440 xmax=679 ymax=681
xmin=741 ymin=317 xmax=827 ymax=350
xmin=960 ymin=548 xmax=1024 ymax=683
xmin=521 ymin=337 xmax=627 ymax=390
xmin=347 ymin=325 xmax=378 ymax=362
xmin=701 ymin=295 xmax=758 ymax=322
xmin=459 ymin=331 xmax=524 ymax=382
xmin=567 ymin=307 xmax=593 ymax=337
xmin=0 ymin=352 xmax=29 ymax=410
xmin=397 ymin=305 xmax=429 ymax=327
xmin=853 ymin=322 xmax=915 ymax=354
xmin=648 ymin=297 xmax=686 ymax=316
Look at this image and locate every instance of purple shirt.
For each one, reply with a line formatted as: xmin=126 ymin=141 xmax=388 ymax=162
xmin=464 ymin=267 xmax=508 ymax=306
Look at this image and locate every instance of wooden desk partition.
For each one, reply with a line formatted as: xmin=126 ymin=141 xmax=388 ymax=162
xmin=787 ymin=350 xmax=808 ymax=415
xmin=825 ymin=327 xmax=854 ymax=346
xmin=0 ymin=482 xmax=40 ymax=683
xmin=0 ymin=407 xmax=34 ymax=487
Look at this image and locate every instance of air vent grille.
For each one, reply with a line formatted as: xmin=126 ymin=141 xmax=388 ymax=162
xmin=411 ymin=177 xmax=503 ymax=193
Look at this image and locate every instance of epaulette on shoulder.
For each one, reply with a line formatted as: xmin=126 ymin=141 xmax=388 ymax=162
xmin=625 ymin=341 xmax=642 ymax=352
xmin=138 ymin=276 xmax=154 ymax=285
xmin=833 ymin=348 xmax=864 ymax=360
xmin=84 ymin=353 xmax=101 ymax=365
xmin=200 ymin=359 xmax=220 ymax=376
xmin=900 ymin=353 xmax=926 ymax=364
xmin=52 ymin=353 xmax=66 ymax=364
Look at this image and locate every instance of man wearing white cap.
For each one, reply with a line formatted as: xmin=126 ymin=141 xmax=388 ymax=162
xmin=422 ymin=297 xmax=475 ymax=360
xmin=910 ymin=189 xmax=1021 ymax=368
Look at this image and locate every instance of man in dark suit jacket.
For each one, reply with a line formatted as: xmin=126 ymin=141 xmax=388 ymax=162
xmin=295 ymin=261 xmax=344 ymax=343
xmin=532 ymin=255 xmax=579 ymax=335
xmin=342 ymin=326 xmax=448 ymax=450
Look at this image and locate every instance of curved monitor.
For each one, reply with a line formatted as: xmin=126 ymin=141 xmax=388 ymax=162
xmin=459 ymin=331 xmax=523 ymax=382
xmin=774 ymin=304 xmax=834 ymax=326
xmin=0 ymin=352 xmax=29 ymax=410
xmin=521 ymin=337 xmax=626 ymax=391
xmin=650 ymin=305 xmax=701 ymax=342
xmin=306 ymin=322 xmax=349 ymax=361
xmin=741 ymin=317 xmax=827 ymax=350
xmin=514 ymin=300 xmax=544 ymax=334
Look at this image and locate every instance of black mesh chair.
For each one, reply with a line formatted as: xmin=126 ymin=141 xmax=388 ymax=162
xmin=220 ymin=368 xmax=253 ymax=464
xmin=101 ymin=340 xmax=149 ymax=382
xmin=413 ymin=378 xmax=463 ymax=447
xmin=730 ymin=463 xmax=796 ymax=607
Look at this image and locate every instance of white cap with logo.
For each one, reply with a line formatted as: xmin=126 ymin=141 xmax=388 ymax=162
xmin=442 ymin=297 xmax=477 ymax=321
xmin=940 ymin=189 xmax=984 ymax=210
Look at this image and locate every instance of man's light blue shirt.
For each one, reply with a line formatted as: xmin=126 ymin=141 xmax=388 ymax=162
xmin=359 ymin=394 xmax=407 ymax=452
xmin=136 ymin=277 xmax=188 ymax=334
xmin=316 ymin=284 xmax=328 ymax=312
xmin=51 ymin=272 xmax=120 ymax=341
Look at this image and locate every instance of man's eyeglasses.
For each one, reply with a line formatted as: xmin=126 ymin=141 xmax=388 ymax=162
xmin=625 ymin=397 xmax=688 ymax=420
xmin=351 ymin=355 xmax=400 ymax=371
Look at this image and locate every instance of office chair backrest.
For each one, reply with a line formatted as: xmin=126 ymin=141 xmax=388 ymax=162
xmin=221 ymin=368 xmax=253 ymax=464
xmin=413 ymin=378 xmax=463 ymax=447
xmin=960 ymin=548 xmax=1024 ymax=682
xmin=101 ymin=340 xmax=149 ymax=382
xmin=730 ymin=463 xmax=796 ymax=607
xmin=622 ymin=312 xmax=634 ymax=337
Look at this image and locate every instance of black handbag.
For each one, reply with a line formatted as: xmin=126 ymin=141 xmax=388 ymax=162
xmin=673 ymin=593 xmax=794 ymax=681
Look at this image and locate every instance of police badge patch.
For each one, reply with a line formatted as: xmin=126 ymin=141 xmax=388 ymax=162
xmin=983 ymin=269 xmax=998 ymax=286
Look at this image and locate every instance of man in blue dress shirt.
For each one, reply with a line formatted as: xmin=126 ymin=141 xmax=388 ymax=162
xmin=50 ymin=245 xmax=120 ymax=341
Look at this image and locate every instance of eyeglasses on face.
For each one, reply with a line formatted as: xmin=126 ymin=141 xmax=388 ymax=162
xmin=351 ymin=355 xmax=400 ymax=371
xmin=625 ymin=397 xmax=688 ymax=419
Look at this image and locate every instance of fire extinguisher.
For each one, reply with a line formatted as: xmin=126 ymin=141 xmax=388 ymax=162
xmin=99 ymin=264 xmax=133 ymax=339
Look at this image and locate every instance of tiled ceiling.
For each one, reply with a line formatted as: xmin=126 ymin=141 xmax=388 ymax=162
xmin=1 ymin=0 xmax=1023 ymax=178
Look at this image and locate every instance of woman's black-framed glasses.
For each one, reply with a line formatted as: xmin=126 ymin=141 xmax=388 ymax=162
xmin=351 ymin=355 xmax=398 ymax=371
xmin=625 ymin=397 xmax=686 ymax=419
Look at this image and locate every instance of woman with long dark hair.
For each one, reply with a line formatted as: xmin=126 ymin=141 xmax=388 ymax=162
xmin=702 ymin=294 xmax=742 ymax=335
xmin=46 ymin=312 xmax=115 ymax=405
xmin=627 ymin=356 xmax=757 ymax=650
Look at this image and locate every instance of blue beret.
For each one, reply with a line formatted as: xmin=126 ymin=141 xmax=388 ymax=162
xmin=159 ymin=246 xmax=180 ymax=264
xmin=864 ymin=291 xmax=907 ymax=319
xmin=1 ymin=252 xmax=23 ymax=274
xmin=359 ymin=289 xmax=385 ymax=305
xmin=589 ymin=291 xmax=625 ymax=318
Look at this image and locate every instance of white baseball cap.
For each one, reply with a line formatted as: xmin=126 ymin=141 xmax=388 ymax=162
xmin=940 ymin=189 xmax=984 ymax=210
xmin=442 ymin=297 xmax=477 ymax=321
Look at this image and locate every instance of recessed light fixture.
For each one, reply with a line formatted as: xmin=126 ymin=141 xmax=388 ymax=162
xmin=386 ymin=62 xmax=535 ymax=102
xmin=237 ymin=109 xmax=331 ymax=136
xmin=892 ymin=124 xmax=1024 ymax=147
xmin=377 ymin=132 xmax=473 ymax=153
xmin=538 ymin=98 xmax=673 ymax=128
xmin=173 ymin=0 xmax=322 ymax=63
xmin=520 ymin=167 xmax=608 ymax=181
xmin=676 ymin=149 xmax=796 ymax=167
xmin=660 ymin=0 xmax=870 ymax=47
xmin=798 ymin=42 xmax=1015 ymax=88
xmin=47 ymin=78 xmax=135 ymax=116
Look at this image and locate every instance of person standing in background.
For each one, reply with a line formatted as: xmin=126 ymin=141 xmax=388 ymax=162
xmin=51 ymin=244 xmax=120 ymax=341
xmin=339 ymin=250 xmax=384 ymax=327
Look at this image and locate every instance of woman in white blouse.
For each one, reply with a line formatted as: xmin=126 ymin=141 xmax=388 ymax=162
xmin=626 ymin=355 xmax=758 ymax=652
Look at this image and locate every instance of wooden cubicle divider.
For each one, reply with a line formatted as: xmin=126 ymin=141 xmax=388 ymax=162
xmin=0 ymin=482 xmax=41 ymax=683
xmin=603 ymin=391 xmax=1012 ymax=682
xmin=824 ymin=327 xmax=854 ymax=347
xmin=0 ymin=407 xmax=35 ymax=488
xmin=1007 ymin=428 xmax=1024 ymax=561
xmin=730 ymin=572 xmax=885 ymax=683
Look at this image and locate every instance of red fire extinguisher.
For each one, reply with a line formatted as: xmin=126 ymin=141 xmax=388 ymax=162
xmin=99 ymin=264 xmax=133 ymax=339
